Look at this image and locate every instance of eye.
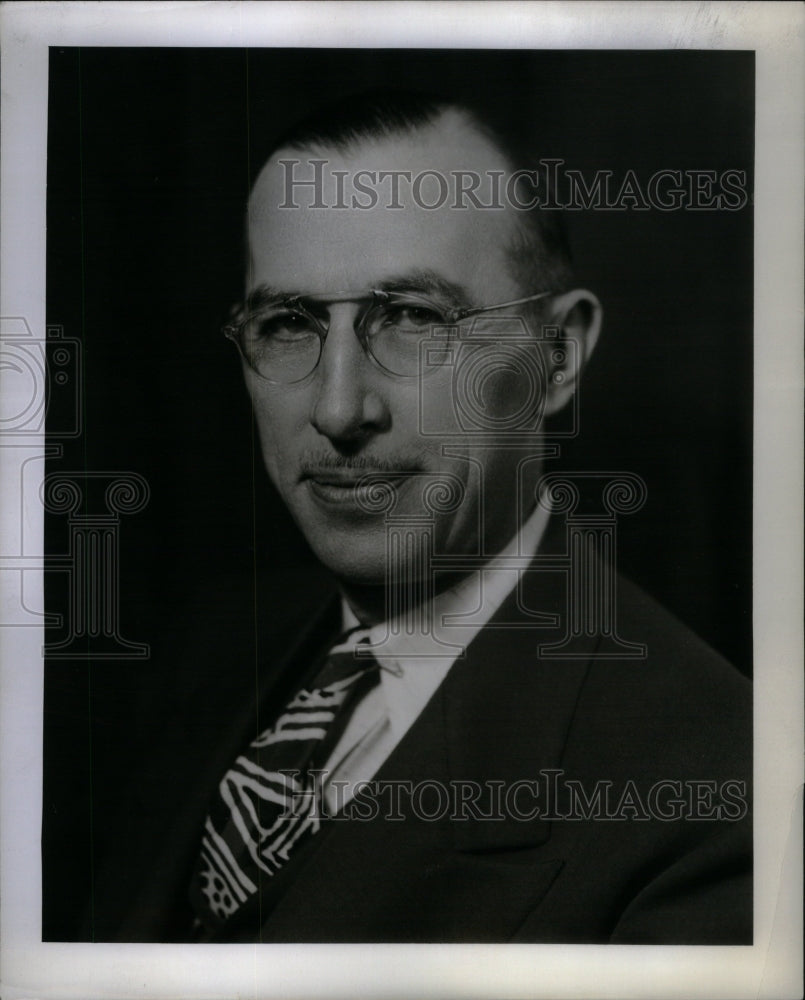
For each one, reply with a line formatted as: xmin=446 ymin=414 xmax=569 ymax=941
xmin=247 ymin=309 xmax=318 ymax=344
xmin=381 ymin=303 xmax=446 ymax=333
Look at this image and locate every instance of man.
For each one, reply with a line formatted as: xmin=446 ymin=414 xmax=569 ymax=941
xmin=87 ymin=90 xmax=751 ymax=944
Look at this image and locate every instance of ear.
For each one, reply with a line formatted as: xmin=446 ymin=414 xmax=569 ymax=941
xmin=542 ymin=288 xmax=602 ymax=417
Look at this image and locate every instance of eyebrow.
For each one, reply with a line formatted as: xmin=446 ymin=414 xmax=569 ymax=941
xmin=244 ymin=284 xmax=302 ymax=312
xmin=374 ymin=270 xmax=473 ymax=311
xmin=243 ymin=270 xmax=473 ymax=313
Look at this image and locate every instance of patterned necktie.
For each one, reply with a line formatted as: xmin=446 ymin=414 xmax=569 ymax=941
xmin=189 ymin=638 xmax=379 ymax=931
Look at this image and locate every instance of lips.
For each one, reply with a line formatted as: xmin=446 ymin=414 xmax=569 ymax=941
xmin=307 ymin=479 xmax=368 ymax=506
xmin=302 ymin=466 xmax=413 ymax=511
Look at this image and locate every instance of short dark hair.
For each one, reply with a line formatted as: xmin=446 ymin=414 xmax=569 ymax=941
xmin=255 ymin=88 xmax=574 ymax=298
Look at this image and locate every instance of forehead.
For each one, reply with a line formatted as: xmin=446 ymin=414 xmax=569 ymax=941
xmin=246 ymin=111 xmax=522 ymax=300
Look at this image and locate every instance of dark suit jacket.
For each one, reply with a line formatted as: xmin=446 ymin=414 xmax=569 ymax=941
xmin=78 ymin=548 xmax=751 ymax=944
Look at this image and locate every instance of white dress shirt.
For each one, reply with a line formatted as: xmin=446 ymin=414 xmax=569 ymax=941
xmin=321 ymin=502 xmax=551 ymax=811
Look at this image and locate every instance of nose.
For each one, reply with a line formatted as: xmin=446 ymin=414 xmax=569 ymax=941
xmin=309 ymin=304 xmax=391 ymax=445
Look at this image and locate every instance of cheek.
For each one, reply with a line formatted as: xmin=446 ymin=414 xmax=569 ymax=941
xmin=248 ymin=389 xmax=308 ymax=484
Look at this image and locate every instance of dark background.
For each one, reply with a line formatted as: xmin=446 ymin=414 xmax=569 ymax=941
xmin=43 ymin=48 xmax=753 ymax=939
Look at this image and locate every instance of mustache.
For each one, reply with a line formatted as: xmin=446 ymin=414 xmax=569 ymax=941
xmin=299 ymin=451 xmax=428 ymax=476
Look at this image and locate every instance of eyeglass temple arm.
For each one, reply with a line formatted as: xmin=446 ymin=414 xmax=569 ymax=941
xmin=457 ymin=290 xmax=553 ymax=320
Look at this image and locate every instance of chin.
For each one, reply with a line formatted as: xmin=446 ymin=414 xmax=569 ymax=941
xmin=308 ymin=536 xmax=390 ymax=587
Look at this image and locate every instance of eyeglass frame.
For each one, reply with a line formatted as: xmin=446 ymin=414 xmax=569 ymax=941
xmin=222 ymin=287 xmax=554 ymax=384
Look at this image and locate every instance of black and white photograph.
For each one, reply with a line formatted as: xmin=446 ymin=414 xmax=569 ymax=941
xmin=0 ymin=3 xmax=801 ymax=999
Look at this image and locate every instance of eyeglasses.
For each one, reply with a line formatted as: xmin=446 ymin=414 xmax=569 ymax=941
xmin=223 ymin=288 xmax=553 ymax=384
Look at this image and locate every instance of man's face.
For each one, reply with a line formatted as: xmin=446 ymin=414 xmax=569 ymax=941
xmin=244 ymin=112 xmax=547 ymax=587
